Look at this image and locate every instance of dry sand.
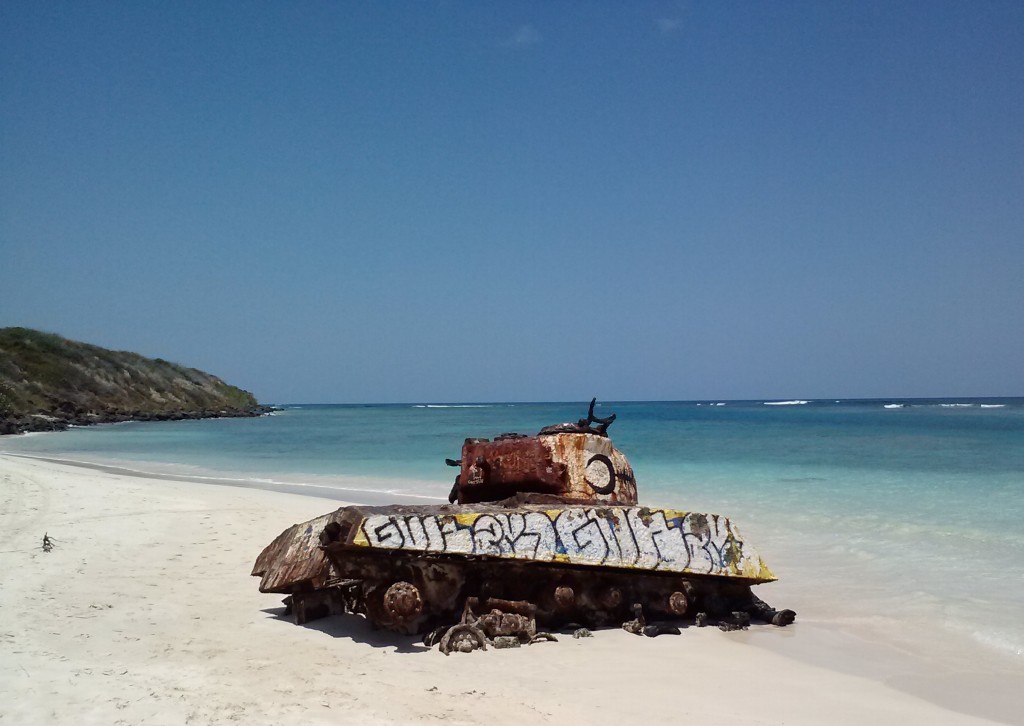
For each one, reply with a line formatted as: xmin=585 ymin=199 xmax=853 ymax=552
xmin=0 ymin=454 xmax=1018 ymax=725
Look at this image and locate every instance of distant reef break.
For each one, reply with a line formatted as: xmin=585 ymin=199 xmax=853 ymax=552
xmin=0 ymin=327 xmax=272 ymax=435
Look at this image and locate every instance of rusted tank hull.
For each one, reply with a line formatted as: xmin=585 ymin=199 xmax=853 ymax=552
xmin=325 ymin=502 xmax=774 ymax=581
xmin=253 ymin=495 xmax=787 ymax=631
xmin=252 ymin=405 xmax=795 ymax=645
xmin=295 ymin=498 xmax=784 ymax=634
xmin=251 ymin=510 xmax=346 ymax=594
xmin=319 ymin=543 xmax=770 ymax=634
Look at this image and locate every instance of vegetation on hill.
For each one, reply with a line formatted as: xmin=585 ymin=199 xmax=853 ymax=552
xmin=0 ymin=327 xmax=269 ymax=435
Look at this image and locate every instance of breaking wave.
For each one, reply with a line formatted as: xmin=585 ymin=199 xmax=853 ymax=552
xmin=413 ymin=404 xmax=492 ymax=408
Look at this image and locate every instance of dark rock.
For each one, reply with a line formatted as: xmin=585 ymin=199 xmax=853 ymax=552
xmin=642 ymin=623 xmax=681 ymax=637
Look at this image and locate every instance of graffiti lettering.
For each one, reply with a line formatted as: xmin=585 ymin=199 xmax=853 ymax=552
xmin=555 ymin=509 xmax=610 ymax=563
xmin=357 ymin=507 xmax=763 ymax=578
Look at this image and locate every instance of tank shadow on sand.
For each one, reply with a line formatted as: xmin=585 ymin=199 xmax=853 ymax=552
xmin=260 ymin=606 xmax=431 ymax=653
xmin=260 ymin=604 xmax=761 ymax=655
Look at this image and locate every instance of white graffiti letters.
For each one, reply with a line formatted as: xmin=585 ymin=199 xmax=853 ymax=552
xmin=358 ymin=507 xmax=756 ymax=577
xmin=467 ymin=513 xmax=557 ymax=560
xmin=554 ymin=509 xmax=619 ymax=564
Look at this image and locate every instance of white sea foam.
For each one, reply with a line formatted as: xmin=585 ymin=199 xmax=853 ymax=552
xmin=419 ymin=404 xmax=490 ymax=408
xmin=1 ymin=452 xmax=449 ymax=502
xmin=883 ymin=404 xmax=907 ymax=409
xmin=763 ymin=400 xmax=811 ymax=406
xmin=980 ymin=404 xmax=1006 ymax=408
xmin=940 ymin=403 xmax=975 ymax=408
xmin=414 ymin=403 xmax=498 ymax=408
xmin=968 ymin=626 xmax=1024 ymax=659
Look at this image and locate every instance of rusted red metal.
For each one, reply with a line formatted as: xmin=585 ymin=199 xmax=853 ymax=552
xmin=455 ymin=433 xmax=637 ymax=505
xmin=251 ymin=511 xmax=345 ymax=594
xmin=458 ymin=436 xmax=566 ymax=503
xmin=451 ymin=399 xmax=637 ymax=506
xmin=553 ymin=585 xmax=575 ymax=612
xmin=382 ymin=581 xmax=424 ymax=623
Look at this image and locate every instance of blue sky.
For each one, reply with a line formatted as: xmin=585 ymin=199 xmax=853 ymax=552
xmin=2 ymin=1 xmax=1022 ymax=403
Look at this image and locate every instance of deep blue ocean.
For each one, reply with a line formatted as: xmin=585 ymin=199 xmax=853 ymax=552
xmin=3 ymin=398 xmax=1023 ymax=664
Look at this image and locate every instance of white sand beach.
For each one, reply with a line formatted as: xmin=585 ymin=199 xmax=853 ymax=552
xmin=1 ymin=453 xmax=1019 ymax=726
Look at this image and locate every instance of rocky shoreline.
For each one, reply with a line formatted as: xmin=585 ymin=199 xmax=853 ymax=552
xmin=0 ymin=327 xmax=274 ymax=437
xmin=0 ymin=404 xmax=276 ymax=436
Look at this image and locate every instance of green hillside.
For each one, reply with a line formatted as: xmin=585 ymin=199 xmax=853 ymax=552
xmin=0 ymin=327 xmax=267 ymax=434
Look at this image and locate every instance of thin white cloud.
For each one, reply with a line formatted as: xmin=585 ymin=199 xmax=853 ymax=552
xmin=502 ymin=25 xmax=542 ymax=48
xmin=657 ymin=17 xmax=681 ymax=34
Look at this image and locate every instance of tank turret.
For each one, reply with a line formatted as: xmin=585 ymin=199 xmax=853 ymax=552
xmin=449 ymin=399 xmax=637 ymax=505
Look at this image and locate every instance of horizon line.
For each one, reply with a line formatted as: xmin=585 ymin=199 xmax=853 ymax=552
xmin=268 ymin=395 xmax=1024 ymax=406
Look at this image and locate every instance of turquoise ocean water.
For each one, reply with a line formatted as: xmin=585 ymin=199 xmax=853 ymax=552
xmin=3 ymin=398 xmax=1023 ymax=666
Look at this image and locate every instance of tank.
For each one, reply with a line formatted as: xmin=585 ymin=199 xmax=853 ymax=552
xmin=252 ymin=401 xmax=794 ymax=652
